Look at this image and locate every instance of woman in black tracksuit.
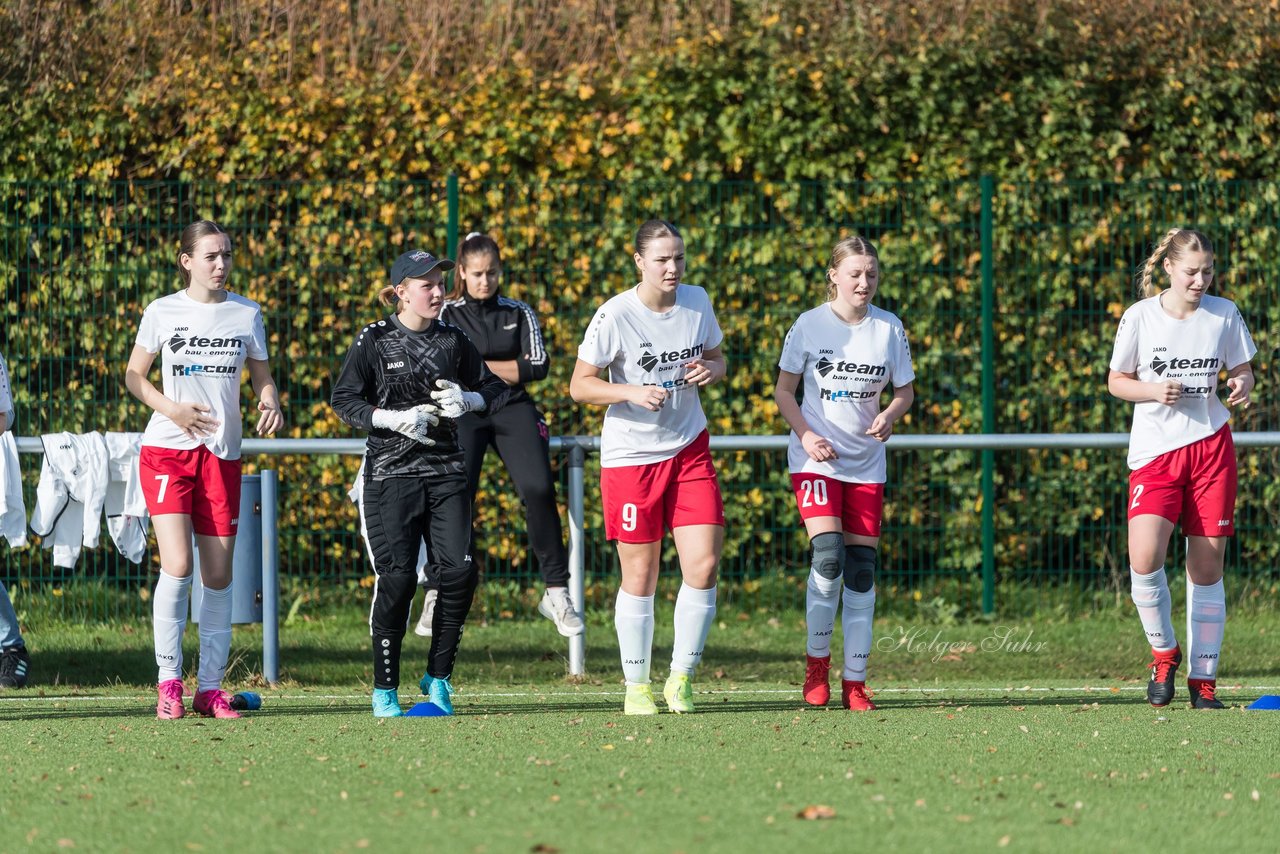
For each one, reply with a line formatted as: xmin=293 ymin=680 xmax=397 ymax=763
xmin=331 ymin=247 xmax=510 ymax=717
xmin=421 ymin=232 xmax=583 ymax=638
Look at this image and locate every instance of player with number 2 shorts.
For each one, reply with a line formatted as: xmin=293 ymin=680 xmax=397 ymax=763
xmin=1108 ymin=227 xmax=1256 ymax=711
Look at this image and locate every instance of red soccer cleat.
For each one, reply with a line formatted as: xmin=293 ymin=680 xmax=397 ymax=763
xmin=841 ymin=679 xmax=877 ymax=711
xmin=803 ymin=655 xmax=831 ymax=706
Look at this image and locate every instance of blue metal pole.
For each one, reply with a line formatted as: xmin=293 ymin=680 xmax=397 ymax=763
xmin=261 ymin=469 xmax=280 ymax=686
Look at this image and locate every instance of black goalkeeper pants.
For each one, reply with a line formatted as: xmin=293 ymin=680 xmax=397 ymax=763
xmin=363 ymin=474 xmax=476 ymax=689
xmin=453 ymin=400 xmax=569 ymax=587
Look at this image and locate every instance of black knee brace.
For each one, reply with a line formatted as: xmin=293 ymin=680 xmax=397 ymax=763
xmin=810 ymin=532 xmax=845 ymax=580
xmin=844 ymin=545 xmax=877 ymax=593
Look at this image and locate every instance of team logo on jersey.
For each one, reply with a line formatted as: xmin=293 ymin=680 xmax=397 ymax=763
xmin=637 ymin=343 xmax=704 ymax=373
xmin=1151 ymin=355 xmax=1218 ymax=375
xmin=815 ymin=359 xmax=886 ymax=379
xmin=168 ymin=334 xmax=246 ymax=354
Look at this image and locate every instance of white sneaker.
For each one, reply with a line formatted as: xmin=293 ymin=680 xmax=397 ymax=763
xmin=414 ymin=588 xmax=438 ymax=637
xmin=538 ymin=587 xmax=585 ymax=637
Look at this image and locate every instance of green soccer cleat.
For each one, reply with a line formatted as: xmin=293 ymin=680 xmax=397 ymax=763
xmin=663 ymin=672 xmax=695 ymax=714
xmin=624 ymin=682 xmax=659 ymax=715
xmin=372 ymin=687 xmax=404 ymax=717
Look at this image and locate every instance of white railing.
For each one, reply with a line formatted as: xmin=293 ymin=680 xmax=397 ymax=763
xmin=16 ymin=432 xmax=1280 ymax=680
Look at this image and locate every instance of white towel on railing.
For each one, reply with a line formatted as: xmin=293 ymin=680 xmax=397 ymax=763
xmin=0 ymin=431 xmax=26 ymax=548
xmin=104 ymin=431 xmax=148 ymax=564
xmin=30 ymin=431 xmax=110 ymax=568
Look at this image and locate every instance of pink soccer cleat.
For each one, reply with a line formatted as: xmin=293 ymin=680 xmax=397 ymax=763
xmin=193 ymin=689 xmax=242 ymax=719
xmin=156 ymin=678 xmax=186 ymax=719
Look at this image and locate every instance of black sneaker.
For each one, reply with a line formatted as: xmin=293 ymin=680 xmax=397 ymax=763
xmin=1188 ymin=678 xmax=1225 ymax=710
xmin=1147 ymin=646 xmax=1182 ymax=707
xmin=0 ymin=645 xmax=30 ymax=688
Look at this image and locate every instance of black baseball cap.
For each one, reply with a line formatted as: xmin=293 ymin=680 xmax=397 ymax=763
xmin=390 ymin=249 xmax=455 ymax=284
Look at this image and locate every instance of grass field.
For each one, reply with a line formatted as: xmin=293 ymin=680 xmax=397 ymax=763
xmin=2 ymin=605 xmax=1278 ymax=852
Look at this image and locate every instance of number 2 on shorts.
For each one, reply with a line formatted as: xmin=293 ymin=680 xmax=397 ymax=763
xmin=1130 ymin=483 xmax=1144 ymax=510
xmin=621 ymin=503 xmax=638 ymax=532
xmin=155 ymin=474 xmax=170 ymax=503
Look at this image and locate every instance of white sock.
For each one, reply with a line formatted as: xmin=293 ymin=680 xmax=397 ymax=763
xmin=152 ymin=571 xmax=191 ymax=682
xmin=805 ymin=570 xmax=841 ymax=658
xmin=670 ymin=583 xmax=717 ymax=676
xmin=614 ymin=589 xmax=655 ymax=685
xmin=196 ymin=584 xmax=234 ymax=693
xmin=1130 ymin=567 xmax=1177 ymax=652
xmin=1186 ymin=578 xmax=1226 ymax=680
xmin=841 ymin=587 xmax=875 ymax=681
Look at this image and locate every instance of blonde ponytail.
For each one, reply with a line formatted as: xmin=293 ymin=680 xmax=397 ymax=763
xmin=1136 ymin=228 xmax=1214 ymax=298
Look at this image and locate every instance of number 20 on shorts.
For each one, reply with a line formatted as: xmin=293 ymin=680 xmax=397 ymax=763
xmin=798 ymin=478 xmax=829 ymax=508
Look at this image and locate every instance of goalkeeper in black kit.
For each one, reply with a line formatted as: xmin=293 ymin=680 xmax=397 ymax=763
xmin=331 ymin=248 xmax=510 ymax=718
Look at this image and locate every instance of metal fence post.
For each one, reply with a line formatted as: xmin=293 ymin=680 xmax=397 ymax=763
xmin=261 ymin=468 xmax=280 ymax=685
xmin=567 ymin=440 xmax=586 ymax=676
xmin=446 ymin=174 xmax=459 ymax=266
xmin=980 ymin=174 xmax=996 ymax=615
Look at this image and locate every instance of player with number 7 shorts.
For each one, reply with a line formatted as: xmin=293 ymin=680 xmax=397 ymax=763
xmin=570 ymin=219 xmax=727 ymax=716
xmin=774 ymin=235 xmax=915 ymax=712
xmin=126 ymin=220 xmax=285 ymax=721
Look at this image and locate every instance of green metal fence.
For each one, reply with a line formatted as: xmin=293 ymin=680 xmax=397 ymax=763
xmin=3 ymin=177 xmax=1279 ymax=621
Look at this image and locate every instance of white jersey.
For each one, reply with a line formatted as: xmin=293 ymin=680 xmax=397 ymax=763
xmin=578 ymin=284 xmax=724 ymax=467
xmin=1109 ymin=294 xmax=1256 ymax=469
xmin=779 ymin=303 xmax=915 ymax=483
xmin=135 ymin=291 xmax=269 ymax=460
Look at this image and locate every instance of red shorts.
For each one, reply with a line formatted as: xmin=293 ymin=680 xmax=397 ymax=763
xmin=1128 ymin=425 xmax=1237 ymax=537
xmin=140 ymin=445 xmax=242 ymax=537
xmin=791 ymin=474 xmax=884 ymax=537
xmin=601 ymin=431 xmax=725 ymax=543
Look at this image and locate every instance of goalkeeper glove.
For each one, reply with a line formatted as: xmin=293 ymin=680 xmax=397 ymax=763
xmin=371 ymin=405 xmax=439 ymax=445
xmin=429 ymin=379 xmax=485 ymax=419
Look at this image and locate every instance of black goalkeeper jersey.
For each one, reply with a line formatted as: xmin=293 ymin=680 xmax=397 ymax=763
xmin=330 ymin=314 xmax=511 ymax=479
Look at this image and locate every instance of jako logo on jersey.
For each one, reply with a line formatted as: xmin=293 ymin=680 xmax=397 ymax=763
xmin=637 ymin=344 xmax=705 ymax=372
xmin=168 ymin=334 xmax=246 ymax=354
xmin=385 ymin=361 xmax=405 ymax=369
xmin=816 ymin=358 xmax=886 ymax=378
xmin=1150 ymin=355 xmax=1218 ymax=376
xmin=172 ymin=364 xmax=237 ymax=377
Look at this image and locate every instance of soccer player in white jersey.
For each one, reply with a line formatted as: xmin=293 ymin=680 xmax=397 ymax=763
xmin=569 ymin=219 xmax=727 ymax=715
xmin=1108 ymin=228 xmax=1255 ymax=710
xmin=125 ymin=220 xmax=284 ymax=720
xmin=774 ymin=235 xmax=915 ymax=712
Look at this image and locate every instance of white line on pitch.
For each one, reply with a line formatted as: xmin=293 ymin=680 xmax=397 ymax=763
xmin=3 ymin=684 xmax=1279 ymax=704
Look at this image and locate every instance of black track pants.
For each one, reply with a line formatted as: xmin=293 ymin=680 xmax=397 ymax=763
xmin=363 ymin=474 xmax=477 ymax=688
xmin=455 ymin=401 xmax=569 ymax=587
